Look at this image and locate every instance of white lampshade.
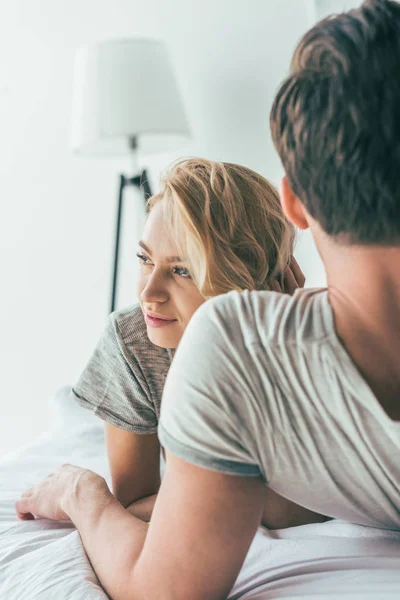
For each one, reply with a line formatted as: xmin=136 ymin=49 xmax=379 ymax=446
xmin=70 ymin=38 xmax=191 ymax=157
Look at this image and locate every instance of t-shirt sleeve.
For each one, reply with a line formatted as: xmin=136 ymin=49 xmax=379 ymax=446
xmin=158 ymin=296 xmax=263 ymax=478
xmin=72 ymin=313 xmax=158 ymax=434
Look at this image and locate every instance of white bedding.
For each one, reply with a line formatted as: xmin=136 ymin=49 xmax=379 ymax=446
xmin=1 ymin=386 xmax=400 ymax=599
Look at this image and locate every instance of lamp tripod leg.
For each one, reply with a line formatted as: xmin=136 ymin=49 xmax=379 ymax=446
xmin=110 ymin=174 xmax=125 ymax=314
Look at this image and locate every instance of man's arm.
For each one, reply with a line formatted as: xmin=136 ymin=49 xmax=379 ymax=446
xmin=65 ymin=452 xmax=266 ymax=600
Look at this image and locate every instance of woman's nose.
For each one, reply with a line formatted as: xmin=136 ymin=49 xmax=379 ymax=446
xmin=140 ymin=270 xmax=169 ymax=304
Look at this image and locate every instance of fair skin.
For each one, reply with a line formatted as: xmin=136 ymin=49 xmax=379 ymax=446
xmin=17 ymin=184 xmax=373 ymax=599
xmin=106 ymin=200 xmax=204 ymax=512
xmin=137 ymin=200 xmax=206 ymax=349
xmin=107 ymin=199 xmax=326 ymax=527
xmin=279 ymin=176 xmax=400 ymax=421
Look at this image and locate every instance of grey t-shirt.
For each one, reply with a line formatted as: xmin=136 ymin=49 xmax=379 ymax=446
xmin=73 ymin=305 xmax=173 ymax=434
xmin=159 ymin=288 xmax=400 ymax=529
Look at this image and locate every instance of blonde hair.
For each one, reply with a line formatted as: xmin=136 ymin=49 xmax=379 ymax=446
xmin=148 ymin=157 xmax=295 ymax=297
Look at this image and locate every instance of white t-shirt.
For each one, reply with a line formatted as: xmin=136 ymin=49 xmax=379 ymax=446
xmin=158 ymin=288 xmax=400 ymax=529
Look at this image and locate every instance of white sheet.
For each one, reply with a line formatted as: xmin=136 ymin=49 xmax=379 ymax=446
xmin=1 ymin=386 xmax=400 ymax=599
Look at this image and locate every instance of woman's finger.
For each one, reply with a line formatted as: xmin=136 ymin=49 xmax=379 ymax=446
xmin=15 ymin=499 xmax=35 ymax=520
xmin=18 ymin=512 xmax=35 ymax=520
xmin=289 ymin=256 xmax=306 ymax=287
xmin=283 ymin=265 xmax=299 ymax=295
xmin=271 ymin=279 xmax=282 ymax=293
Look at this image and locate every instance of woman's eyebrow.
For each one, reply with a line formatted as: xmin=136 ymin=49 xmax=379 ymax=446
xmin=138 ymin=240 xmax=151 ymax=254
xmin=138 ymin=240 xmax=183 ymax=263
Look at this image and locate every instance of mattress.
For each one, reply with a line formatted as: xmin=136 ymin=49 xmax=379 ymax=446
xmin=1 ymin=386 xmax=400 ymax=599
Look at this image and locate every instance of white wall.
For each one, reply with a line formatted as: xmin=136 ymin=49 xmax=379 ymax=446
xmin=315 ymin=0 xmax=362 ymax=17
xmin=0 ymin=0 xmax=325 ymax=457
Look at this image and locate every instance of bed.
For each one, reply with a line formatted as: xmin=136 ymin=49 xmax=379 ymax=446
xmin=1 ymin=386 xmax=400 ymax=599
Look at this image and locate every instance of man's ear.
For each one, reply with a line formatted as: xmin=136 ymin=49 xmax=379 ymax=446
xmin=280 ymin=176 xmax=309 ymax=230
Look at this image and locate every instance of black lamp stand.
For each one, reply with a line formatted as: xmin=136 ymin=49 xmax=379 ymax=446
xmin=110 ymin=155 xmax=152 ymax=313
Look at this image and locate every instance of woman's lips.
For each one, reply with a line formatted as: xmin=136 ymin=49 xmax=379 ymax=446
xmin=145 ymin=312 xmax=178 ymax=328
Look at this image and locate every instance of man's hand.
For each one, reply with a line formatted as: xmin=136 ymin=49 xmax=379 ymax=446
xmin=15 ymin=463 xmax=108 ymax=522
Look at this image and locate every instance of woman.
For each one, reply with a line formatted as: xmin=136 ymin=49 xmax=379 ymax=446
xmin=72 ymin=157 xmax=316 ymax=527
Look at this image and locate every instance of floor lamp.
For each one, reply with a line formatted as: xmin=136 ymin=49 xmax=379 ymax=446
xmin=70 ymin=38 xmax=191 ymax=313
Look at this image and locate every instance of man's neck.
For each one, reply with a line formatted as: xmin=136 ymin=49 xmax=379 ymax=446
xmin=322 ymin=242 xmax=400 ymax=417
xmin=324 ymin=244 xmax=400 ymax=331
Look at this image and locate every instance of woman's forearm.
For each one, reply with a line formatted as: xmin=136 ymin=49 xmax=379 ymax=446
xmin=261 ymin=486 xmax=330 ymax=529
xmin=64 ymin=475 xmax=148 ymax=600
xmin=126 ymin=494 xmax=158 ymax=522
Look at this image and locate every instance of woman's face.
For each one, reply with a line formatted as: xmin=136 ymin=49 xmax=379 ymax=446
xmin=137 ymin=201 xmax=205 ymax=349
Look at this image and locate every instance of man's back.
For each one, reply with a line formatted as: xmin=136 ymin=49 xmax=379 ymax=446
xmin=159 ymin=289 xmax=400 ymax=529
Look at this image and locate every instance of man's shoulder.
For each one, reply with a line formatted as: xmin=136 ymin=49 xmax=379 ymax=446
xmin=197 ymin=288 xmax=332 ymax=348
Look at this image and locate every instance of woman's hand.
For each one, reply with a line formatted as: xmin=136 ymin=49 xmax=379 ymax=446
xmin=273 ymin=256 xmax=306 ymax=295
xmin=126 ymin=493 xmax=158 ymax=523
xmin=15 ymin=463 xmax=107 ymax=522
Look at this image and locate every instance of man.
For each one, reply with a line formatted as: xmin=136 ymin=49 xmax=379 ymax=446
xmin=15 ymin=1 xmax=400 ymax=599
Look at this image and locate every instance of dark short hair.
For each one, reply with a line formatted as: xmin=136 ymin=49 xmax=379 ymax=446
xmin=270 ymin=0 xmax=400 ymax=245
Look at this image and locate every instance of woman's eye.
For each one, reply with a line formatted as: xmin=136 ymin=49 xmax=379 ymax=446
xmin=136 ymin=252 xmax=152 ymax=265
xmin=173 ymin=266 xmax=192 ymax=279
